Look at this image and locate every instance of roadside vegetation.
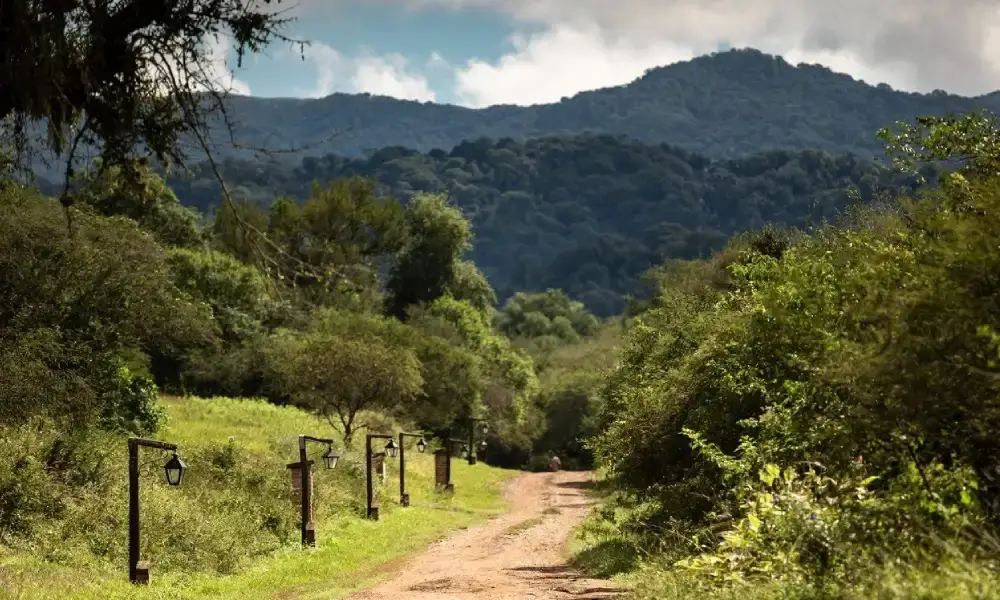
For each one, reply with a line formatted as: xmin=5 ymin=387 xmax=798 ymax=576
xmin=0 ymin=395 xmax=513 ymax=600
xmin=571 ymin=112 xmax=1000 ymax=599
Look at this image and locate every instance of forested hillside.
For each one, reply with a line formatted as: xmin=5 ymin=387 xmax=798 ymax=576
xmin=147 ymin=49 xmax=1000 ymax=161
xmin=23 ymin=48 xmax=1000 ymax=182
xmin=151 ymin=135 xmax=930 ymax=315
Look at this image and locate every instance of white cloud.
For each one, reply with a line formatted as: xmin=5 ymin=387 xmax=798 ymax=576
xmin=426 ymin=51 xmax=451 ymax=72
xmin=298 ymin=42 xmax=436 ymax=101
xmin=454 ymin=24 xmax=695 ymax=107
xmin=410 ymin=0 xmax=1000 ymax=105
xmin=145 ymin=33 xmax=252 ymax=96
xmin=201 ymin=34 xmax=252 ymax=96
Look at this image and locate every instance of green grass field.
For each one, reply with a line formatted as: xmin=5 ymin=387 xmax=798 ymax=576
xmin=0 ymin=396 xmax=517 ymax=600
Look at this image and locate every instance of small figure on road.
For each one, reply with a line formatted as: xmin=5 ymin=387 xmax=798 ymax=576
xmin=548 ymin=454 xmax=562 ymax=472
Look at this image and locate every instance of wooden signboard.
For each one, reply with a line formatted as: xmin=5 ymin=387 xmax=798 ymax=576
xmin=434 ymin=449 xmax=452 ymax=492
xmin=286 ymin=460 xmax=315 ymax=519
xmin=373 ymin=452 xmax=387 ymax=485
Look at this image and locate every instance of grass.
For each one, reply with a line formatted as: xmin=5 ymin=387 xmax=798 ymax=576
xmin=0 ymin=395 xmax=518 ymax=600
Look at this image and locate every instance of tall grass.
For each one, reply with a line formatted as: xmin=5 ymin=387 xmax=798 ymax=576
xmin=0 ymin=395 xmax=516 ymax=599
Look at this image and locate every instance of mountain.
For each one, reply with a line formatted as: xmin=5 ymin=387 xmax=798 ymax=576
xmin=200 ymin=48 xmax=1000 ymax=164
xmin=156 ymin=134 xmax=928 ymax=316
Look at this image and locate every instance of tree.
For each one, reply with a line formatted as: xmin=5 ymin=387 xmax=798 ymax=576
xmin=74 ymin=162 xmax=203 ymax=247
xmin=407 ymin=334 xmax=485 ymax=431
xmin=446 ymin=259 xmax=497 ymax=316
xmin=386 ymin=194 xmax=473 ymax=319
xmin=416 ymin=295 xmax=538 ymax=424
xmin=1 ymin=0 xmax=298 ymax=180
xmin=267 ymin=178 xmax=408 ymax=306
xmin=267 ymin=310 xmax=423 ymax=447
xmin=0 ymin=185 xmax=214 ymax=432
xmin=497 ymin=289 xmax=600 ymax=342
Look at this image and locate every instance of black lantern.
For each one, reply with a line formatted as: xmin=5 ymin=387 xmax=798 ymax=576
xmin=416 ymin=438 xmax=427 ymax=453
xmin=321 ymin=446 xmax=340 ymax=470
xmin=385 ymin=438 xmax=399 ymax=458
xmin=164 ymin=453 xmax=186 ymax=486
xmin=480 ymin=440 xmax=487 ymax=449
xmin=481 ymin=422 xmax=489 ymax=435
xmin=460 ymin=444 xmax=469 ymax=458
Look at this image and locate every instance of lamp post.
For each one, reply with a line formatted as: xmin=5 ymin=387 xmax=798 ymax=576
xmin=466 ymin=418 xmax=488 ymax=465
xmin=127 ymin=437 xmax=187 ymax=585
xmin=290 ymin=434 xmax=340 ymax=547
xmin=397 ymin=432 xmax=427 ymax=507
xmin=366 ymin=433 xmax=398 ymax=520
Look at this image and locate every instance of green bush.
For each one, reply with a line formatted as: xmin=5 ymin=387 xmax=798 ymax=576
xmin=0 ymin=187 xmax=212 ymax=432
xmin=584 ymin=114 xmax=1000 ymax=596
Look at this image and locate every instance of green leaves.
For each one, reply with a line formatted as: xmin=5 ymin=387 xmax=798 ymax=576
xmin=592 ymin=111 xmax=1000 ymax=593
xmin=386 ymin=193 xmax=475 ymax=319
xmin=497 ymin=289 xmax=601 ymax=343
xmin=0 ymin=187 xmax=212 ymax=431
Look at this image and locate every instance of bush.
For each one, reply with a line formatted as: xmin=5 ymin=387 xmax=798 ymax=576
xmin=585 ymin=114 xmax=1000 ymax=596
xmin=0 ymin=187 xmax=213 ymax=432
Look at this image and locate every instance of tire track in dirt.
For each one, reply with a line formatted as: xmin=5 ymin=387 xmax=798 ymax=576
xmin=345 ymin=470 xmax=622 ymax=600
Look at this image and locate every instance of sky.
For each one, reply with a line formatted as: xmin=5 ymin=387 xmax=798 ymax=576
xmin=208 ymin=0 xmax=1000 ymax=107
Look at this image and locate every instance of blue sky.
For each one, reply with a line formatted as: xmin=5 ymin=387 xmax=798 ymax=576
xmin=209 ymin=0 xmax=1000 ymax=107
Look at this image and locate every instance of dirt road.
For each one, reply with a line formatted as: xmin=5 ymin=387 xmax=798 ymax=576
xmin=346 ymin=470 xmax=622 ymax=600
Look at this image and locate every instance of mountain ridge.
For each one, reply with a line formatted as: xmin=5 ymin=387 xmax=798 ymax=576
xmin=202 ymin=48 xmax=1000 ymax=163
xmin=22 ymin=48 xmax=1000 ymax=181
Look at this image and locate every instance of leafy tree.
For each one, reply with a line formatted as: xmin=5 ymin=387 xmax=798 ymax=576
xmin=0 ymin=186 xmax=213 ymax=432
xmin=74 ymin=162 xmax=203 ymax=247
xmin=386 ymin=194 xmax=473 ymax=319
xmin=266 ymin=310 xmax=423 ymax=447
xmin=446 ymin=259 xmax=497 ymax=315
xmin=497 ymin=289 xmax=600 ymax=342
xmin=165 ymin=247 xmax=283 ymax=397
xmin=1 ymin=0 xmax=297 ymax=178
xmin=407 ymin=333 xmax=485 ymax=431
xmin=417 ymin=296 xmax=539 ymax=426
xmin=267 ymin=178 xmax=408 ymax=303
xmin=211 ymin=178 xmax=407 ymax=311
xmin=167 ymin=248 xmax=274 ymax=341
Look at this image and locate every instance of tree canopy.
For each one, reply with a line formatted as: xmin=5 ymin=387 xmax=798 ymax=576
xmin=1 ymin=0 xmax=297 ymax=178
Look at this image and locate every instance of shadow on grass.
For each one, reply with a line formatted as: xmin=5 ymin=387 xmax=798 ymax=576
xmin=571 ymin=539 xmax=641 ymax=579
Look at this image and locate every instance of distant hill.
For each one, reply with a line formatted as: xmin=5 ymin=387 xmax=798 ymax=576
xmin=153 ymin=134 xmax=928 ymax=316
xmin=187 ymin=48 xmax=1000 ymax=164
xmin=25 ymin=48 xmax=1000 ymax=181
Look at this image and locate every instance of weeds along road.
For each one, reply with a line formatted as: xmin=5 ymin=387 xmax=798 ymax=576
xmin=346 ymin=470 xmax=622 ymax=600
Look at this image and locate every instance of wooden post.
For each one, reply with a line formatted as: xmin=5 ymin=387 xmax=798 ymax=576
xmin=366 ymin=435 xmax=376 ymax=519
xmin=399 ymin=433 xmax=409 ymax=507
xmin=128 ymin=439 xmax=140 ymax=584
xmin=292 ymin=436 xmax=318 ymax=546
xmin=286 ymin=459 xmax=315 ymax=545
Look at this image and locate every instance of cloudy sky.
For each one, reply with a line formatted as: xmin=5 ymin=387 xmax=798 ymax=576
xmin=214 ymin=0 xmax=1000 ymax=107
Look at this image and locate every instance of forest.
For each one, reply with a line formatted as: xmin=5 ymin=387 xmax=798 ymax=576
xmin=40 ymin=135 xmax=934 ymax=316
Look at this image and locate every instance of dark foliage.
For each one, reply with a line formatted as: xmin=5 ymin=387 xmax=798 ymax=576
xmin=153 ymin=134 xmax=932 ymax=316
